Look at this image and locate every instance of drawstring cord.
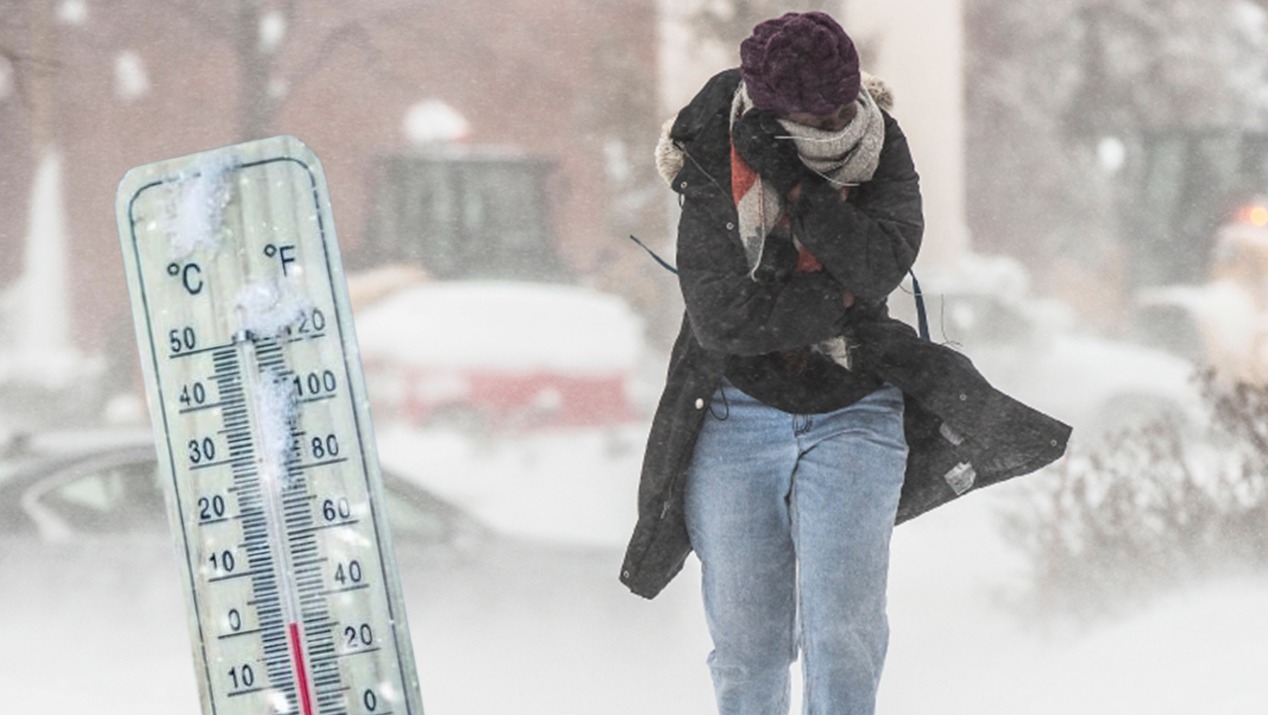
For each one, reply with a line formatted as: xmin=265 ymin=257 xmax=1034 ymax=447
xmin=709 ymin=383 xmax=730 ymax=420
xmin=680 ymin=143 xmax=731 ymax=198
xmin=910 ymin=272 xmax=930 ymax=342
xmin=627 ymin=235 xmax=678 ymax=275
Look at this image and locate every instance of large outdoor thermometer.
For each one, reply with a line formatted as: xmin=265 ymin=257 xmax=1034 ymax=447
xmin=116 ymin=136 xmax=425 ymax=715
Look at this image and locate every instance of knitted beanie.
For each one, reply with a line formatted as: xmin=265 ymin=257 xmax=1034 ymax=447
xmin=739 ymin=12 xmax=861 ymax=117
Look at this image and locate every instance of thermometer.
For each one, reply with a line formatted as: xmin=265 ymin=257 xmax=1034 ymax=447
xmin=116 ymin=136 xmax=425 ymax=715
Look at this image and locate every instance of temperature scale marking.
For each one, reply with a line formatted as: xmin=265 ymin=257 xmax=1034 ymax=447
xmin=117 ymin=136 xmax=425 ymax=715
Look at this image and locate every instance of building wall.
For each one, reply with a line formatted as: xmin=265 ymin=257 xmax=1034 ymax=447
xmin=846 ymin=0 xmax=969 ymax=270
xmin=0 ymin=0 xmax=662 ymax=355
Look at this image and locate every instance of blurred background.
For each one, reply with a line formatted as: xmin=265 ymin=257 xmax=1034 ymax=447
xmin=3 ymin=0 xmax=1268 ymax=713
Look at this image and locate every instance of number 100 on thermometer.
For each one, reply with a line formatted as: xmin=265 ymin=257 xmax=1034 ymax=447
xmin=116 ymin=136 xmax=425 ymax=715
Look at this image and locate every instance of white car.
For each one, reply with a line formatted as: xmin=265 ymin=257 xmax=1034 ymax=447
xmin=352 ymin=279 xmax=652 ymax=431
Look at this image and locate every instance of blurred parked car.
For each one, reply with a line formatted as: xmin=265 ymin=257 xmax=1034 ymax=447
xmin=352 ymin=279 xmax=651 ymax=431
xmin=0 ymin=429 xmax=467 ymax=544
xmin=1133 ymin=196 xmax=1268 ymax=385
xmin=0 ymin=430 xmax=710 ymax=714
xmin=895 ymin=254 xmax=1203 ymax=445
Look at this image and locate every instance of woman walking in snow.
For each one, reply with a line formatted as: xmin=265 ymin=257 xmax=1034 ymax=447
xmin=620 ymin=11 xmax=1069 ymax=715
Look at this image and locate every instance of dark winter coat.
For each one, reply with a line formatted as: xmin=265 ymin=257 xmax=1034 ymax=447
xmin=619 ymin=69 xmax=1072 ymax=599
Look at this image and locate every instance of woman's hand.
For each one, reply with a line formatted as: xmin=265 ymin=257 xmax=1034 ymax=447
xmin=732 ymin=109 xmax=806 ymax=194
xmin=787 ymin=182 xmax=802 ymax=204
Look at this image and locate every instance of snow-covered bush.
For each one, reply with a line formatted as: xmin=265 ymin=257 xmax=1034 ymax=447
xmin=1004 ymin=369 xmax=1268 ymax=621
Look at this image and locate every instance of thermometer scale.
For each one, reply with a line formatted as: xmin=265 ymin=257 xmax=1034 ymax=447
xmin=116 ymin=136 xmax=424 ymax=715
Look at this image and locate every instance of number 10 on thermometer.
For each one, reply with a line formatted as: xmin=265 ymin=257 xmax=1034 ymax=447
xmin=116 ymin=136 xmax=425 ymax=715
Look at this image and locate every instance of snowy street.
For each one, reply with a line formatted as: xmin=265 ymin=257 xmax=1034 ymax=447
xmin=384 ymin=425 xmax=1268 ymax=714
xmin=330 ymin=425 xmax=1268 ymax=712
xmin=5 ymin=422 xmax=1266 ymax=713
xmin=4 ymin=418 xmax=1262 ymax=715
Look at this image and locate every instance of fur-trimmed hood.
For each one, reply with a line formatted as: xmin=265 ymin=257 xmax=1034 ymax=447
xmin=655 ymin=72 xmax=895 ymax=186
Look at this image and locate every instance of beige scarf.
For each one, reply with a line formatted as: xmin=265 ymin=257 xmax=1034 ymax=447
xmin=728 ymin=81 xmax=886 ymax=279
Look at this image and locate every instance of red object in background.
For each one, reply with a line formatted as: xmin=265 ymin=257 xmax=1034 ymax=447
xmin=365 ymin=359 xmax=635 ymax=430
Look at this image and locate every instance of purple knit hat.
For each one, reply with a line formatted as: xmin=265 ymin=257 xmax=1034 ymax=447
xmin=739 ymin=12 xmax=861 ymax=117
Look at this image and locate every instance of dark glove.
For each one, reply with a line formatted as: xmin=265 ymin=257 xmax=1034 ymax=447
xmin=750 ymin=223 xmax=799 ymax=284
xmin=790 ymin=173 xmax=842 ymax=209
xmin=731 ymin=109 xmax=806 ymax=195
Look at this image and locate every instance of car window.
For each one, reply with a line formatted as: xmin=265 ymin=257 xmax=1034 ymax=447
xmin=31 ymin=455 xmax=168 ymax=536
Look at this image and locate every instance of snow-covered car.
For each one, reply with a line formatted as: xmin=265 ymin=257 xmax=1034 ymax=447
xmin=0 ymin=430 xmax=711 ymax=714
xmin=351 ymin=280 xmax=650 ymax=431
xmin=894 ymin=254 xmax=1203 ymax=445
xmin=1132 ymin=201 xmax=1268 ymax=384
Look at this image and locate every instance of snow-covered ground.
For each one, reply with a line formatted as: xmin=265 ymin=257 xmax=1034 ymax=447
xmin=885 ymin=489 xmax=1268 ymax=713
xmin=378 ymin=424 xmax=1268 ymax=714
xmin=4 ymin=422 xmax=1267 ymax=714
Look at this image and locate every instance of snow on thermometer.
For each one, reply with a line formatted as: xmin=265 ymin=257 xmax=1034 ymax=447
xmin=116 ymin=136 xmax=425 ymax=715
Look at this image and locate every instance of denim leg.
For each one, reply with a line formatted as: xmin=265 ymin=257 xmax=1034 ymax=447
xmin=790 ymin=384 xmax=907 ymax=715
xmin=684 ymin=382 xmax=799 ymax=715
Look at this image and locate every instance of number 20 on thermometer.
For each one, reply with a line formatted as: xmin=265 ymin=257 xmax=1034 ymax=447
xmin=116 ymin=136 xmax=425 ymax=715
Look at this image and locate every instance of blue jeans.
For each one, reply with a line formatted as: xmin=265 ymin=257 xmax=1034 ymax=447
xmin=684 ymin=379 xmax=908 ymax=715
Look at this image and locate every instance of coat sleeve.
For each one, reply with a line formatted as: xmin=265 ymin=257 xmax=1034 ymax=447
xmin=791 ymin=112 xmax=924 ymax=304
xmin=676 ymin=201 xmax=850 ymax=356
xmin=666 ymin=67 xmax=850 ymax=357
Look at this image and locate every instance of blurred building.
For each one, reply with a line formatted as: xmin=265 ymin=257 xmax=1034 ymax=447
xmin=0 ymin=0 xmax=664 ymax=364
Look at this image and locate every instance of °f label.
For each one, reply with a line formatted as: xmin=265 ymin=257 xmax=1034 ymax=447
xmin=116 ymin=136 xmax=424 ymax=715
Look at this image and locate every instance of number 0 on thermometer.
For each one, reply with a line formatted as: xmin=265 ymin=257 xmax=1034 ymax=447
xmin=116 ymin=136 xmax=425 ymax=715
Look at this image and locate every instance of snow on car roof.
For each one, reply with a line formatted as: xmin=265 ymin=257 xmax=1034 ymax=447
xmin=353 ymin=281 xmax=645 ymax=373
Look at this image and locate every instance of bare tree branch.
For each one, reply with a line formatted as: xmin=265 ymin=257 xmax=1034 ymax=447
xmin=282 ymin=21 xmax=378 ymax=96
xmin=159 ymin=1 xmax=428 ymax=138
